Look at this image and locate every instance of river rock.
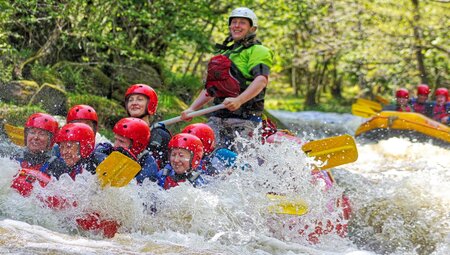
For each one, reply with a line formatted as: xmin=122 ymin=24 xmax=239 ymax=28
xmin=29 ymin=83 xmax=67 ymax=115
xmin=0 ymin=80 xmax=39 ymax=105
xmin=111 ymin=63 xmax=162 ymax=102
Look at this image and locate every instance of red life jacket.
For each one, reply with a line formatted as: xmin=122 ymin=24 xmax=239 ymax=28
xmin=163 ymin=176 xmax=186 ymax=190
xmin=412 ymin=102 xmax=426 ymax=114
xmin=397 ymin=104 xmax=412 ymax=112
xmin=432 ymin=104 xmax=448 ymax=121
xmin=11 ymin=165 xmax=51 ymax=197
xmin=205 ymin=54 xmax=247 ymax=98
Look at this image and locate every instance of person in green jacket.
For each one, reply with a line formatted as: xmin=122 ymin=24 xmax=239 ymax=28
xmin=181 ymin=7 xmax=274 ymax=152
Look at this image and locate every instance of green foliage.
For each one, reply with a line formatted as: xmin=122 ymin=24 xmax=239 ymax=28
xmin=162 ymin=70 xmax=203 ymax=103
xmin=1 ymin=0 xmax=448 ymax=116
xmin=30 ymin=64 xmax=63 ymax=86
xmin=0 ymin=60 xmax=13 ymax=84
xmin=0 ymin=103 xmax=45 ymax=126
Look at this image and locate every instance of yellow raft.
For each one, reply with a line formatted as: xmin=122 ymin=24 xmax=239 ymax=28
xmin=355 ymin=111 xmax=450 ymax=146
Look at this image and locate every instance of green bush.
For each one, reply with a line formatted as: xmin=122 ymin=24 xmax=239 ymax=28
xmin=162 ymin=70 xmax=203 ymax=103
xmin=0 ymin=103 xmax=45 ymax=126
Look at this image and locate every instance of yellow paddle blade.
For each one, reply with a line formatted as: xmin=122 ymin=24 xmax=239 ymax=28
xmin=266 ymin=194 xmax=308 ymax=216
xmin=352 ymin=104 xmax=378 ymax=118
xmin=375 ymin=95 xmax=390 ymax=105
xmin=356 ymin=98 xmax=383 ymax=112
xmin=301 ymin=134 xmax=358 ymax=170
xmin=3 ymin=124 xmax=25 ymax=146
xmin=96 ymin=151 xmax=141 ymax=188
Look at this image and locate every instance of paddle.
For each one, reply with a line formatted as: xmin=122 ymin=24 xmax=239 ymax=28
xmin=356 ymin=98 xmax=382 ymax=112
xmin=301 ymin=134 xmax=358 ymax=170
xmin=96 ymin=151 xmax=141 ymax=188
xmin=159 ymin=104 xmax=225 ymax=126
xmin=268 ymin=133 xmax=359 ymax=171
xmin=375 ymin=95 xmax=390 ymax=105
xmin=267 ymin=193 xmax=308 ymax=215
xmin=351 ymin=104 xmax=379 ymax=118
xmin=3 ymin=123 xmax=25 ymax=146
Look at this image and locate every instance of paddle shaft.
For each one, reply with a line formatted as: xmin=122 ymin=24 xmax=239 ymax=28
xmin=159 ymin=104 xmax=225 ymax=126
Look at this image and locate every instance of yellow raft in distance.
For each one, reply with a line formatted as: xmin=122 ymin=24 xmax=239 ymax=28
xmin=355 ymin=111 xmax=450 ymax=146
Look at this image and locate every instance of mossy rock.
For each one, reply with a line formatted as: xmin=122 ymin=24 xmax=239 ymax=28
xmin=111 ymin=63 xmax=162 ymax=102
xmin=53 ymin=61 xmax=112 ymax=97
xmin=30 ymin=65 xmax=64 ymax=88
xmin=29 ymin=83 xmax=68 ymax=115
xmin=0 ymin=80 xmax=40 ymax=105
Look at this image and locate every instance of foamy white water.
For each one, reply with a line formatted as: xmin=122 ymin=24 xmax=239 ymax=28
xmin=0 ymin=111 xmax=448 ymax=255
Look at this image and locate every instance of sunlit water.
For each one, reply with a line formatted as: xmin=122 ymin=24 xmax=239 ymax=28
xmin=0 ymin=110 xmax=448 ymax=255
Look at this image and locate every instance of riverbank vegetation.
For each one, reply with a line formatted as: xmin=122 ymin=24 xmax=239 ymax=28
xmin=0 ymin=0 xmax=448 ymax=132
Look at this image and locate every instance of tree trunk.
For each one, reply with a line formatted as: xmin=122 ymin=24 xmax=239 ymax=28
xmin=292 ymin=66 xmax=298 ymax=97
xmin=291 ymin=30 xmax=299 ymax=97
xmin=411 ymin=0 xmax=429 ymax=85
xmin=331 ymin=58 xmax=343 ymax=98
xmin=13 ymin=19 xmax=66 ymax=79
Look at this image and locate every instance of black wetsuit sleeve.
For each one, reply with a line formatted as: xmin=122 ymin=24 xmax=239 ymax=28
xmin=250 ymin=63 xmax=270 ymax=78
xmin=149 ymin=126 xmax=172 ymax=166
xmin=47 ymin=158 xmax=70 ymax=179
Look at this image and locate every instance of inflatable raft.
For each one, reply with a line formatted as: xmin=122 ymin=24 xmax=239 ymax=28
xmin=355 ymin=111 xmax=450 ymax=146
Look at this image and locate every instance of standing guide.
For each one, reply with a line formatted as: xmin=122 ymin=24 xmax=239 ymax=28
xmin=180 ymin=7 xmax=274 ymax=152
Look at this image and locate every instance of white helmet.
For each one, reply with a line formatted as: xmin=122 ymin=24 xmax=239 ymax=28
xmin=228 ymin=7 xmax=258 ymax=27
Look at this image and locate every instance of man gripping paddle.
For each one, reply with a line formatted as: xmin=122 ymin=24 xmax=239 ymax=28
xmin=181 ymin=7 xmax=274 ymax=152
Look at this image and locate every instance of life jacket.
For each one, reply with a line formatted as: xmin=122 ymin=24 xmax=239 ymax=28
xmin=11 ymin=156 xmax=54 ymax=197
xmin=67 ymin=154 xmax=101 ymax=180
xmin=207 ymin=37 xmax=267 ymax=119
xmin=411 ymin=101 xmax=426 ymax=114
xmin=432 ymin=103 xmax=449 ymax=122
xmin=157 ymin=165 xmax=203 ymax=190
xmin=396 ymin=104 xmax=412 ymax=112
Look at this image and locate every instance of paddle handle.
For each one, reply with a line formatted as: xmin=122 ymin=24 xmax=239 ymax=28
xmin=159 ymin=104 xmax=225 ymax=126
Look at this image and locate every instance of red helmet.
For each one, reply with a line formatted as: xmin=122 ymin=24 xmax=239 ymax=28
xmin=25 ymin=113 xmax=59 ymax=147
xmin=168 ymin=133 xmax=204 ymax=169
xmin=125 ymin=84 xmax=158 ymax=115
xmin=67 ymin=104 xmax=98 ymax=129
xmin=55 ymin=123 xmax=95 ymax=158
xmin=395 ymin=88 xmax=409 ymax=99
xmin=113 ymin=117 xmax=150 ymax=156
xmin=417 ymin=84 xmax=430 ymax=96
xmin=435 ymin=88 xmax=448 ymax=100
xmin=181 ymin=123 xmax=215 ymax=154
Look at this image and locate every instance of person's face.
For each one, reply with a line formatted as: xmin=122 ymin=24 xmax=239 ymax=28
xmin=69 ymin=119 xmax=96 ymax=133
xmin=59 ymin=141 xmax=81 ymax=167
xmin=435 ymin=95 xmax=446 ymax=105
xmin=126 ymin=94 xmax=148 ymax=117
xmin=169 ymin=148 xmax=192 ymax=174
xmin=229 ymin=17 xmax=255 ymax=41
xmin=417 ymin=94 xmax=428 ymax=103
xmin=396 ymin=97 xmax=409 ymax=106
xmin=114 ymin=134 xmax=132 ymax=150
xmin=26 ymin=128 xmax=51 ymax=153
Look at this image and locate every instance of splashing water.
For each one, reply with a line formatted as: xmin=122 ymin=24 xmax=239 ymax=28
xmin=0 ymin=111 xmax=449 ymax=255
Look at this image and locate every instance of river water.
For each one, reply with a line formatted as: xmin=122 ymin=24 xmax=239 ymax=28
xmin=0 ymin=110 xmax=448 ymax=255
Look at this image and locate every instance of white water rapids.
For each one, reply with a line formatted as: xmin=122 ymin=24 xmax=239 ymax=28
xmin=0 ymin=110 xmax=448 ymax=255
